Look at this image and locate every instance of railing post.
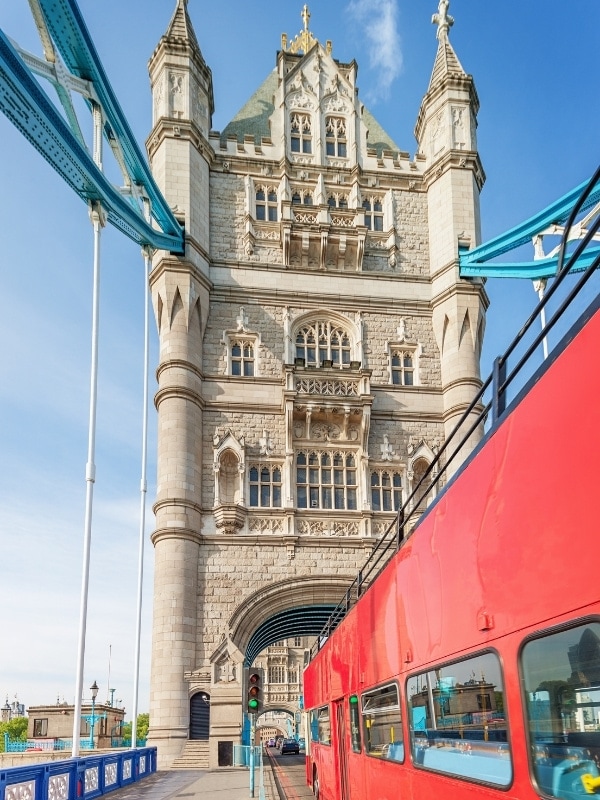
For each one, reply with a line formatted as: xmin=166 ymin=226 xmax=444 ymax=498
xmin=492 ymin=356 xmax=506 ymax=423
xmin=357 ymin=570 xmax=363 ymax=597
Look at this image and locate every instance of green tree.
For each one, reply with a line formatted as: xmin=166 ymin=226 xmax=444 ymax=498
xmin=0 ymin=717 xmax=28 ymax=752
xmin=122 ymin=713 xmax=149 ymax=745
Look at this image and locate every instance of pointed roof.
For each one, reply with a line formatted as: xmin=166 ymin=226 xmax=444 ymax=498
xmin=164 ymin=0 xmax=203 ymax=59
xmin=427 ymin=37 xmax=466 ymax=91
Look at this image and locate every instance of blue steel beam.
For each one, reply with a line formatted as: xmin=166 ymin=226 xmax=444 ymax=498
xmin=459 ymin=178 xmax=600 ymax=279
xmin=0 ymin=8 xmax=183 ymax=253
xmin=36 ymin=0 xmax=182 ymax=245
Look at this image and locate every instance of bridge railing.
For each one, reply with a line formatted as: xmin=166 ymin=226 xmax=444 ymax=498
xmin=0 ymin=747 xmax=157 ymax=800
xmin=311 ymin=163 xmax=600 ymax=659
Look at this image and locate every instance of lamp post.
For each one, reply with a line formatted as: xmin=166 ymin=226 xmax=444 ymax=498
xmin=89 ymin=681 xmax=98 ymax=749
xmin=81 ymin=680 xmax=105 ymax=750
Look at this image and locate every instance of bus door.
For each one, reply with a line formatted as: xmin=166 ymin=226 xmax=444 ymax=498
xmin=334 ymin=698 xmax=350 ymax=800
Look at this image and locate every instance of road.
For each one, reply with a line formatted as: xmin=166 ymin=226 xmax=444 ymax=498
xmin=266 ymin=748 xmax=313 ymax=800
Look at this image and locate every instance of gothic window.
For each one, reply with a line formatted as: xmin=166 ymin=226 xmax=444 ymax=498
xmin=255 ymin=187 xmax=278 ymax=222
xmin=295 ymin=320 xmax=352 ymax=367
xmin=249 ymin=465 xmax=282 ymax=508
xmin=269 ymin=666 xmax=286 ymax=684
xmin=296 ymin=450 xmax=357 ymax=510
xmin=363 ymin=197 xmax=384 ymax=231
xmin=327 ymin=194 xmax=348 ymax=209
xmin=391 ymin=350 xmax=415 ymax=385
xmin=230 ymin=339 xmax=255 ymax=376
xmin=293 ymin=637 xmax=302 ymax=647
xmin=292 ymin=189 xmax=314 ymax=206
xmin=325 ymin=117 xmax=347 ymax=157
xmin=371 ymin=471 xmax=403 ymax=512
xmin=288 ymin=667 xmax=299 ymax=683
xmin=290 ymin=113 xmax=312 ymax=154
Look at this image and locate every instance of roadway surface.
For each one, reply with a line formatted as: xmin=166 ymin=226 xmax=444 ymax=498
xmin=267 ymin=748 xmax=313 ymax=799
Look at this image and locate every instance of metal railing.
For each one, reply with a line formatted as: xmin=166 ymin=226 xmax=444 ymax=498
xmin=0 ymin=747 xmax=157 ymax=800
xmin=311 ymin=164 xmax=600 ymax=659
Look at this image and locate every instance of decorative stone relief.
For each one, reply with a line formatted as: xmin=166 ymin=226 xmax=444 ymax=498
xmin=295 ymin=379 xmax=359 ymax=396
xmin=381 ymin=434 xmax=396 ymax=462
xmin=258 ymin=429 xmax=274 ymax=455
xmin=452 ymin=106 xmax=467 ymax=150
xmin=169 ymin=71 xmax=186 ymax=119
xmin=249 ymin=518 xmax=284 ymax=535
xmin=297 ymin=520 xmax=360 ymax=537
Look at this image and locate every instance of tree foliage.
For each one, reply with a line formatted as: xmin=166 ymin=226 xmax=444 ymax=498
xmin=0 ymin=717 xmax=28 ymax=752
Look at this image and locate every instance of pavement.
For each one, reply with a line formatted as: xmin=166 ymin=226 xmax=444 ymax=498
xmin=105 ymin=764 xmax=281 ymax=800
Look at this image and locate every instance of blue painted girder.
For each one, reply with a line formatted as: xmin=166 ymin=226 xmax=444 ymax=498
xmin=460 ymin=178 xmax=600 ymax=279
xmin=0 ymin=7 xmax=183 ymax=253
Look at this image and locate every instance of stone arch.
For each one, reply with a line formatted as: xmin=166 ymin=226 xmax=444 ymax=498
xmin=189 ymin=691 xmax=210 ymax=740
xmin=228 ymin=575 xmax=354 ymax=657
xmin=291 ymin=309 xmax=359 ymax=368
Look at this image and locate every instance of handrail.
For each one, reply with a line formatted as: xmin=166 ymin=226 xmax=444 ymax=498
xmin=311 ymin=165 xmax=600 ymax=659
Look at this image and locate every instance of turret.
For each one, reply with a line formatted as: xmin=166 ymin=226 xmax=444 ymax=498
xmin=415 ymin=1 xmax=488 ymax=457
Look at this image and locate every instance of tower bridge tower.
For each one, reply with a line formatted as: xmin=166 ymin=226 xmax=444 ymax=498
xmin=146 ymin=1 xmax=486 ymax=768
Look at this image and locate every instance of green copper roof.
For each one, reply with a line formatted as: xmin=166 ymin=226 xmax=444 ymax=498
xmin=220 ymin=69 xmax=401 ymax=157
xmin=221 ymin=69 xmax=278 ymax=145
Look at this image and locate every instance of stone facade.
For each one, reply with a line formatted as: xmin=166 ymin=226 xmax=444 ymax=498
xmin=146 ymin=1 xmax=487 ymax=768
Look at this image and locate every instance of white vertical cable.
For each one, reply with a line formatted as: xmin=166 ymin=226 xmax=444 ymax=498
xmin=72 ymin=102 xmax=104 ymax=758
xmin=72 ymin=200 xmax=104 ymax=757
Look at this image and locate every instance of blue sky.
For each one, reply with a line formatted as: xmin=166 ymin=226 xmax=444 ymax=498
xmin=0 ymin=1 xmax=598 ymax=719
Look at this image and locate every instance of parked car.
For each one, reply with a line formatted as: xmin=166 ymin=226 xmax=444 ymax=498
xmin=267 ymin=738 xmax=276 ymax=747
xmin=280 ymin=738 xmax=300 ymax=755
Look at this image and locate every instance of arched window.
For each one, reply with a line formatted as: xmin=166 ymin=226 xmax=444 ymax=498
xmin=327 ymin=194 xmax=348 ymax=209
xmin=290 ymin=113 xmax=312 ymax=154
xmin=296 ymin=451 xmax=357 ymax=510
xmin=292 ymin=189 xmax=314 ymax=206
xmin=231 ymin=340 xmax=255 ymax=376
xmin=256 ymin=187 xmax=278 ymax=222
xmin=371 ymin=471 xmax=403 ymax=512
xmin=363 ymin=197 xmax=384 ymax=231
xmin=295 ymin=320 xmax=352 ymax=367
xmin=325 ymin=116 xmax=347 ymax=158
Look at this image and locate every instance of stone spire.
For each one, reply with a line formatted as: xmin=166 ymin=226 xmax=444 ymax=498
xmin=163 ymin=0 xmax=203 ymax=59
xmin=427 ymin=0 xmax=466 ymax=91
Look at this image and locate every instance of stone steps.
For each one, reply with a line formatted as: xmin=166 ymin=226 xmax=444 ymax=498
xmin=170 ymin=740 xmax=210 ymax=770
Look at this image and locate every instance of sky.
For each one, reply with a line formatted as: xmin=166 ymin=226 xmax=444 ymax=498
xmin=0 ymin=1 xmax=598 ymax=721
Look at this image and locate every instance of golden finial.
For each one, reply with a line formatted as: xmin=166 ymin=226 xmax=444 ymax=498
xmin=282 ymin=4 xmax=328 ymax=55
xmin=302 ymin=5 xmax=311 ymax=32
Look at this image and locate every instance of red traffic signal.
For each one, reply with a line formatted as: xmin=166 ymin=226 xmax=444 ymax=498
xmin=247 ymin=671 xmax=262 ymax=713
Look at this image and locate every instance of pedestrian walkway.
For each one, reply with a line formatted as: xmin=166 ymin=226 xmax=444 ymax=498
xmin=105 ymin=765 xmax=280 ymax=800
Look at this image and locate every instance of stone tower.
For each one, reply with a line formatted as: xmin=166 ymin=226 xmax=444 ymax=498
xmin=146 ymin=1 xmax=487 ymax=768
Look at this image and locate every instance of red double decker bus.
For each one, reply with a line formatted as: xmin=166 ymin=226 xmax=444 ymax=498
xmin=303 ymin=179 xmax=600 ymax=799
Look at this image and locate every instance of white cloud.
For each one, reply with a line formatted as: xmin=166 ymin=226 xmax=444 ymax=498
xmin=349 ymin=0 xmax=403 ymax=101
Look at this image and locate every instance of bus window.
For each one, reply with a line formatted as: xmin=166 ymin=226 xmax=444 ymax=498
xmin=361 ymin=683 xmax=404 ymax=762
xmin=407 ymin=651 xmax=511 ymax=786
xmin=522 ymin=621 xmax=600 ymax=798
xmin=349 ymin=695 xmax=361 ymax=753
xmin=310 ymin=705 xmax=331 ymax=745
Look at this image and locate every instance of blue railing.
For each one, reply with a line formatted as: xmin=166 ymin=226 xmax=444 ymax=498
xmin=4 ymin=735 xmax=147 ymax=752
xmin=0 ymin=747 xmax=157 ymax=800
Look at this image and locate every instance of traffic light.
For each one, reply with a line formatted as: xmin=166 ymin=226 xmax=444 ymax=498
xmin=247 ymin=670 xmax=262 ymax=714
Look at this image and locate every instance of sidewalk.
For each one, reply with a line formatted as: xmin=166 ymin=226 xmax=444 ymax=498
xmin=106 ymin=764 xmax=280 ymax=800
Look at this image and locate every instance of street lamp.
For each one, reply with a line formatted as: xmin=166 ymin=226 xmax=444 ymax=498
xmin=89 ymin=681 xmax=99 ymax=749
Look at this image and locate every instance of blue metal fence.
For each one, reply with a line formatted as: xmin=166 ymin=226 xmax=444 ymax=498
xmin=0 ymin=747 xmax=157 ymax=800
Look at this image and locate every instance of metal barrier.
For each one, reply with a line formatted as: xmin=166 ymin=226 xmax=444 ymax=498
xmin=232 ymin=745 xmax=265 ymax=799
xmin=0 ymin=747 xmax=157 ymax=799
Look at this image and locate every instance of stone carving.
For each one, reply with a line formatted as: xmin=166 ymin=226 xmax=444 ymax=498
xmin=381 ymin=434 xmax=396 ymax=462
xmin=236 ymin=307 xmax=249 ymax=332
xmin=312 ymin=423 xmax=341 ymax=441
xmin=432 ymin=0 xmax=454 ymax=40
xmin=249 ymin=518 xmax=284 ymax=535
xmin=452 ymin=106 xmax=466 ymax=149
xmin=295 ymin=378 xmax=359 ymax=396
xmin=258 ymin=429 xmax=274 ymax=455
xmin=169 ymin=72 xmax=185 ymax=119
xmin=297 ymin=520 xmax=360 ymax=537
